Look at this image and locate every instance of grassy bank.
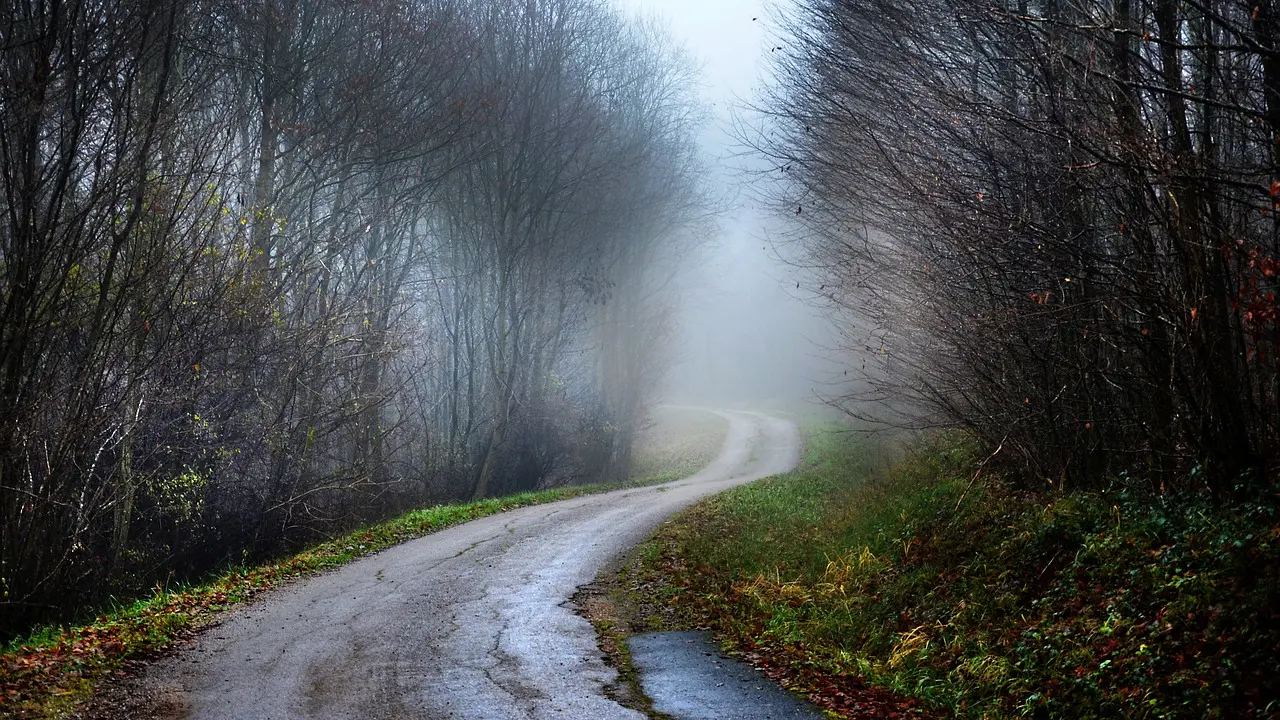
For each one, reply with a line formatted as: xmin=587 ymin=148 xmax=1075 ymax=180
xmin=627 ymin=430 xmax=1280 ymax=718
xmin=0 ymin=407 xmax=728 ymax=719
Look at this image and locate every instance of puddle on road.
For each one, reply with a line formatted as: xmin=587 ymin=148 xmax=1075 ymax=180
xmin=627 ymin=631 xmax=824 ymax=719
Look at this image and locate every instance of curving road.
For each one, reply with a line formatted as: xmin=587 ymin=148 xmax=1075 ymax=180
xmin=140 ymin=410 xmax=800 ymax=719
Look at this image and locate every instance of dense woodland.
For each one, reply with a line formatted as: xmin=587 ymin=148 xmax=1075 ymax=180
xmin=767 ymin=0 xmax=1280 ymax=496
xmin=0 ymin=0 xmax=707 ymax=637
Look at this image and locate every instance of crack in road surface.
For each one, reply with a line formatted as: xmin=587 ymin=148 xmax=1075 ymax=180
xmin=137 ymin=410 xmax=799 ymax=719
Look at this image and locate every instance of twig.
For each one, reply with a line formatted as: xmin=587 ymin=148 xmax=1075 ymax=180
xmin=954 ymin=435 xmax=1006 ymax=513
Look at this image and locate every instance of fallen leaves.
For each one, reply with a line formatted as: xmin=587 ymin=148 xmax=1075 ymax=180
xmin=731 ymin=638 xmax=936 ymax=719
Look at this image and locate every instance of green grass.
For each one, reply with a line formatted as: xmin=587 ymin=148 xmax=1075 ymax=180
xmin=631 ymin=430 xmax=1280 ymax=719
xmin=0 ymin=407 xmax=729 ymax=719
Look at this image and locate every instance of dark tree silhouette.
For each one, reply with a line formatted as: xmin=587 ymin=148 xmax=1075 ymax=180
xmin=761 ymin=0 xmax=1280 ymax=496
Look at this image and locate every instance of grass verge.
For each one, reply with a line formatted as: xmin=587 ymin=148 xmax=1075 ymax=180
xmin=0 ymin=407 xmax=729 ymax=719
xmin=579 ymin=427 xmax=923 ymax=718
xmin=622 ymin=429 xmax=1280 ymax=719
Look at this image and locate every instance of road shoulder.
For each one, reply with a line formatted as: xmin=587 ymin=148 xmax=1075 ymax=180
xmin=576 ymin=526 xmax=827 ymax=720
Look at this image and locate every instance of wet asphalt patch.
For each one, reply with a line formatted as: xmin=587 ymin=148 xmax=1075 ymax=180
xmin=627 ymin=631 xmax=824 ymax=719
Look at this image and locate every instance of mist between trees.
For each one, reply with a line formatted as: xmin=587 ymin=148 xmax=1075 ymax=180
xmin=0 ymin=0 xmax=712 ymax=637
xmin=760 ymin=0 xmax=1280 ymax=497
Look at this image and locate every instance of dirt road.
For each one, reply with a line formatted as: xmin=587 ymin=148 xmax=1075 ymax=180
xmin=137 ymin=410 xmax=799 ymax=719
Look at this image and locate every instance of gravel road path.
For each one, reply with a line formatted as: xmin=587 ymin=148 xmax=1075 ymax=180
xmin=136 ymin=410 xmax=800 ymax=719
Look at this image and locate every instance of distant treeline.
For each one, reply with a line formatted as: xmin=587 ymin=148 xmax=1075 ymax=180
xmin=767 ymin=0 xmax=1280 ymax=496
xmin=0 ymin=0 xmax=706 ymax=637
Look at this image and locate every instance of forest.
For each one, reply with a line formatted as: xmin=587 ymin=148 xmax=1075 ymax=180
xmin=765 ymin=0 xmax=1280 ymax=498
xmin=0 ymin=0 xmax=707 ymax=638
xmin=6 ymin=0 xmax=1280 ymax=715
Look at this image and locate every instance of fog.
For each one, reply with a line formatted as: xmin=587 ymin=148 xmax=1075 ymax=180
xmin=617 ymin=0 xmax=847 ymax=408
xmin=0 ymin=0 xmax=852 ymax=631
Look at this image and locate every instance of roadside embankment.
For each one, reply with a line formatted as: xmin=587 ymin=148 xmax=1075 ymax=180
xmin=616 ymin=429 xmax=1279 ymax=718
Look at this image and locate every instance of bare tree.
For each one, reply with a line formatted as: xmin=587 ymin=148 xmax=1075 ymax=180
xmin=0 ymin=0 xmax=709 ymax=638
xmin=761 ymin=0 xmax=1280 ymax=496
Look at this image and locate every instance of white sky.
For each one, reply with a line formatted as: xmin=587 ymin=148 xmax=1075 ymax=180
xmin=626 ymin=0 xmax=771 ymax=99
xmin=616 ymin=0 xmax=779 ymax=173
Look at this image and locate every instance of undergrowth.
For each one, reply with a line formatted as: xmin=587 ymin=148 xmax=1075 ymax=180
xmin=640 ymin=430 xmax=1280 ymax=718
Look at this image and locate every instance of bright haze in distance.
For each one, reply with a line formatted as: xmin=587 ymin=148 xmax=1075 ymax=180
xmin=613 ymin=0 xmax=844 ymax=408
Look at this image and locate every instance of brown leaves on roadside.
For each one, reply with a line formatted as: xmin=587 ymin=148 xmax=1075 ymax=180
xmin=730 ymin=638 xmax=939 ymax=719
